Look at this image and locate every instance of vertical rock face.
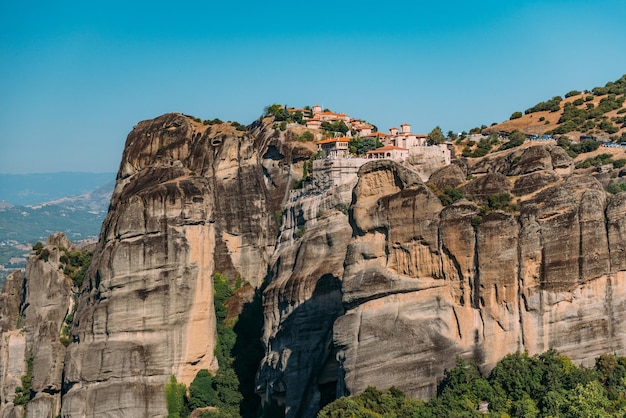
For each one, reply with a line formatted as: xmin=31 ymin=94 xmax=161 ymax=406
xmin=335 ymin=161 xmax=454 ymax=400
xmin=3 ymin=110 xmax=626 ymax=418
xmin=0 ymin=270 xmax=27 ymax=418
xmin=258 ymin=177 xmax=353 ymax=418
xmin=330 ymin=148 xmax=626 ymax=402
xmin=23 ymin=234 xmax=74 ymax=418
xmin=0 ymin=271 xmax=24 ymax=333
xmin=62 ymin=114 xmax=283 ymax=417
xmin=0 ymin=235 xmax=75 ymax=418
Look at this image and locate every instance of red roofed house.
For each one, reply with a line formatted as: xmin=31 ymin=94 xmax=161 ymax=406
xmin=316 ymin=137 xmax=350 ymax=158
xmin=352 ymin=121 xmax=374 ymax=136
xmin=306 ymin=118 xmax=322 ymax=130
xmin=366 ymin=145 xmax=409 ymax=160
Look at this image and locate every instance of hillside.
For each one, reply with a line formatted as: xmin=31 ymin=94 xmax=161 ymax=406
xmin=487 ymin=74 xmax=626 ymax=141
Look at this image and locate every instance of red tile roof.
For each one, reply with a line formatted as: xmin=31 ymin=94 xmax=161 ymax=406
xmin=316 ymin=137 xmax=350 ymax=145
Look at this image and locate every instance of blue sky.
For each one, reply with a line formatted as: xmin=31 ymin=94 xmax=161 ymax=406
xmin=1 ymin=0 xmax=625 ymax=174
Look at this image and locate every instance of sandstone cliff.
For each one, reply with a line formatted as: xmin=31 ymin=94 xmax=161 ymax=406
xmin=258 ymin=171 xmax=353 ymax=418
xmin=260 ymin=143 xmax=626 ymax=416
xmin=60 ymin=113 xmax=295 ymax=417
xmin=0 ymin=234 xmax=75 ymax=418
xmin=335 ymin=147 xmax=626 ymax=400
xmin=1 ymin=113 xmax=625 ymax=418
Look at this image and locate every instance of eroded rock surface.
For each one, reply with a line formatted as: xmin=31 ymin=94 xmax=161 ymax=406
xmin=61 ymin=114 xmax=288 ymax=417
xmin=329 ymin=150 xmax=626 ymax=403
xmin=257 ymin=146 xmax=625 ymax=414
xmin=2 ymin=112 xmax=624 ymax=418
xmin=258 ymin=171 xmax=353 ymax=418
xmin=0 ymin=235 xmax=75 ymax=418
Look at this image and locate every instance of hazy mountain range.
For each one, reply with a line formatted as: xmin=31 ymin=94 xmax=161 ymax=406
xmin=0 ymin=172 xmax=115 ymax=285
xmin=0 ymin=172 xmax=115 ymax=206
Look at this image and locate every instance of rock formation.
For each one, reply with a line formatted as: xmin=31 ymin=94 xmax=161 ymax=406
xmin=61 ymin=114 xmax=288 ymax=417
xmin=332 ymin=147 xmax=626 ymax=401
xmin=1 ymin=113 xmax=625 ymax=418
xmin=258 ymin=173 xmax=353 ymax=418
xmin=0 ymin=234 xmax=75 ymax=418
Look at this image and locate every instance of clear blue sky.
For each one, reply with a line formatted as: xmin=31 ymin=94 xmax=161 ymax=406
xmin=1 ymin=0 xmax=625 ymax=174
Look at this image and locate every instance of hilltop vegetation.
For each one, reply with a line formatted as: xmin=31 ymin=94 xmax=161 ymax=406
xmin=451 ymin=76 xmax=626 ymax=197
xmin=320 ymin=350 xmax=626 ymax=417
xmin=489 ymin=74 xmax=626 ymax=141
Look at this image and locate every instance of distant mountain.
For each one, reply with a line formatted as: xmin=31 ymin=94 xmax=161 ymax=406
xmin=0 ymin=172 xmax=116 ymax=206
xmin=30 ymin=180 xmax=115 ymax=213
xmin=0 ymin=173 xmax=114 ymax=286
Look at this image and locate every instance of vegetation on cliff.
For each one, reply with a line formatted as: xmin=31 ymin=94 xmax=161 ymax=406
xmin=59 ymin=247 xmax=93 ymax=288
xmin=165 ymin=273 xmax=265 ymax=418
xmin=489 ymin=74 xmax=626 ymax=141
xmin=13 ymin=356 xmax=33 ymax=406
xmin=319 ymin=350 xmax=626 ymax=417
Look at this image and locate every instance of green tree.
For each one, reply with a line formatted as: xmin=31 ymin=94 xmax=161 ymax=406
xmin=470 ymin=137 xmax=494 ymax=157
xmin=487 ymin=193 xmax=514 ymax=211
xmin=318 ymin=397 xmax=372 ymax=417
xmin=321 ymin=120 xmax=349 ymax=134
xmin=264 ymin=104 xmax=289 ymax=121
xmin=510 ymin=393 xmax=539 ymax=418
xmin=499 ymin=130 xmax=525 ymax=150
xmin=189 ymin=369 xmax=216 ymax=410
xmin=607 ymin=182 xmax=626 ymax=194
xmin=13 ymin=356 xmax=33 ymax=406
xmin=299 ymin=131 xmax=314 ymax=141
xmin=292 ymin=111 xmax=304 ymax=124
xmin=435 ymin=187 xmax=465 ymax=206
xmin=432 ymin=357 xmax=499 ymax=416
xmin=564 ymin=381 xmax=611 ymax=417
xmin=357 ymin=137 xmax=379 ymax=155
xmin=525 ymin=96 xmax=562 ymax=114
xmin=427 ymin=126 xmax=446 ymax=145
xmin=165 ymin=375 xmax=187 ymax=418
xmin=210 ymin=273 xmax=243 ymax=415
xmin=489 ymin=352 xmax=541 ymax=402
xmin=319 ymin=386 xmax=427 ymax=417
xmin=317 ymin=350 xmax=626 ymax=418
xmin=595 ymin=354 xmax=626 ymax=400
xmin=349 ymin=137 xmax=382 ymax=156
xmin=510 ymin=111 xmax=523 ymax=120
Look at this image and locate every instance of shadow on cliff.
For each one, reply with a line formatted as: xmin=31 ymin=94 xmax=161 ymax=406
xmin=267 ymin=273 xmax=344 ymax=418
xmin=232 ymin=287 xmax=265 ymax=418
